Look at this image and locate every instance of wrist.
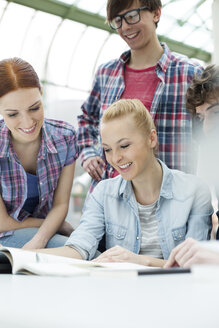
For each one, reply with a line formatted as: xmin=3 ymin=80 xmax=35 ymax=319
xmin=31 ymin=233 xmax=48 ymax=248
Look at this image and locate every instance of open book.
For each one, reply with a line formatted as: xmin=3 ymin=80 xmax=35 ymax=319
xmin=0 ymin=246 xmax=152 ymax=276
xmin=0 ymin=246 xmax=190 ymax=277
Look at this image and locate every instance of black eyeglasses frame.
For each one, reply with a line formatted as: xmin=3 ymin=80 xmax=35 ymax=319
xmin=109 ymin=6 xmax=149 ymax=30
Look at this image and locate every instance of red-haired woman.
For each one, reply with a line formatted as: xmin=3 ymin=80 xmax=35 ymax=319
xmin=0 ymin=57 xmax=78 ymax=249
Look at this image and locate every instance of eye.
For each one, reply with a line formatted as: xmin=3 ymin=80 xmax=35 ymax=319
xmin=8 ymin=113 xmax=17 ymax=118
xmin=196 ymin=114 xmax=204 ymax=122
xmin=121 ymin=144 xmax=130 ymax=149
xmin=103 ymin=148 xmax=111 ymax=153
xmin=30 ymin=106 xmax=40 ymax=111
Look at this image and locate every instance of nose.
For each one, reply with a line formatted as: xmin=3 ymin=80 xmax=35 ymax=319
xmin=121 ymin=18 xmax=131 ymax=31
xmin=112 ymin=149 xmax=122 ymax=165
xmin=21 ymin=113 xmax=34 ymax=128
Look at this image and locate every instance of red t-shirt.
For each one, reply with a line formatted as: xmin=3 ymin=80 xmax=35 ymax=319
xmin=121 ymin=64 xmax=159 ymax=111
xmin=111 ymin=64 xmax=159 ymax=178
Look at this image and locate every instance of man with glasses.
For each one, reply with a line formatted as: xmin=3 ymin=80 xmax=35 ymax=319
xmin=77 ymin=0 xmax=203 ymax=193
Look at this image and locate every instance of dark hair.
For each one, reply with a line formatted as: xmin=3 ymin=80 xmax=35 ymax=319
xmin=0 ymin=57 xmax=41 ymax=98
xmin=106 ymin=0 xmax=162 ymax=28
xmin=186 ymin=65 xmax=219 ymax=116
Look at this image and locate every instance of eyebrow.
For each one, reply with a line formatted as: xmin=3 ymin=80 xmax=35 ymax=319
xmin=4 ymin=100 xmax=41 ymax=112
xmin=206 ymin=103 xmax=219 ymax=111
xmin=102 ymin=138 xmax=129 ymax=147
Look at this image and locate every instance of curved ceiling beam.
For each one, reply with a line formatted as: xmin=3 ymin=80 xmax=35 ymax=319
xmin=6 ymin=0 xmax=211 ymax=62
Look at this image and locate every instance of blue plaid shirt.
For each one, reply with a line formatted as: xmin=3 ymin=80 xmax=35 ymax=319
xmin=77 ymin=43 xmax=203 ymax=191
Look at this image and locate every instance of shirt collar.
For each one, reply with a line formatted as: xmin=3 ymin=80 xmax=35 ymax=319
xmin=0 ymin=121 xmax=11 ymax=158
xmin=119 ymin=43 xmax=171 ymax=74
xmin=156 ymin=43 xmax=171 ymax=73
xmin=38 ymin=121 xmax=58 ymax=159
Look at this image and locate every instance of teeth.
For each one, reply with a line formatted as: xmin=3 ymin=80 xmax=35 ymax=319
xmin=119 ymin=163 xmax=131 ymax=169
xmin=21 ymin=125 xmax=35 ymax=132
xmin=126 ymin=32 xmax=138 ymax=39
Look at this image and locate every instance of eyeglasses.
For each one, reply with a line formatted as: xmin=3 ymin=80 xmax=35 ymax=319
xmin=109 ymin=6 xmax=148 ymax=30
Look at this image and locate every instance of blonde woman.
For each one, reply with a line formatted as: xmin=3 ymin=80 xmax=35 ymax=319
xmin=41 ymin=99 xmax=212 ymax=267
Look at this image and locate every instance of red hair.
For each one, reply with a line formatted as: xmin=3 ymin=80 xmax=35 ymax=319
xmin=0 ymin=57 xmax=41 ymax=98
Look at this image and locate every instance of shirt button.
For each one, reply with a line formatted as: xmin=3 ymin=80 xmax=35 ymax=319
xmin=117 ymin=234 xmax=121 ymax=237
xmin=136 ymin=236 xmax=140 ymax=240
xmin=41 ymin=198 xmax=44 ymax=201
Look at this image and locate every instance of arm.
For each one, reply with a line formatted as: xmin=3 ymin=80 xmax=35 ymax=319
xmin=0 ymin=195 xmax=44 ymax=232
xmin=185 ymin=181 xmax=213 ymax=241
xmin=77 ymin=70 xmax=106 ymax=180
xmin=36 ymin=245 xmax=83 ymax=260
xmin=164 ymin=238 xmax=219 ymax=268
xmin=22 ymin=162 xmax=75 ymax=249
xmin=93 ymin=246 xmax=166 ymax=267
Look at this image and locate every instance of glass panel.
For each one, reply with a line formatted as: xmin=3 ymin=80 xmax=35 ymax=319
xmin=72 ymin=0 xmax=104 ymax=13
xmin=67 ymin=26 xmax=109 ymax=91
xmin=20 ymin=11 xmax=61 ymax=80
xmin=47 ymin=20 xmax=86 ymax=86
xmin=0 ymin=3 xmax=34 ymax=59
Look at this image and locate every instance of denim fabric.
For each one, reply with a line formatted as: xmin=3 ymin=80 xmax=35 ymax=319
xmin=66 ymin=160 xmax=213 ymax=260
xmin=0 ymin=228 xmax=68 ymax=248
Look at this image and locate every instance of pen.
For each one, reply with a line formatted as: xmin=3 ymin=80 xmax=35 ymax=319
xmin=138 ymin=267 xmax=191 ymax=275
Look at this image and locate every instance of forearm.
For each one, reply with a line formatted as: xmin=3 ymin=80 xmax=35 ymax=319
xmin=36 ymin=245 xmax=83 ymax=259
xmin=138 ymin=254 xmax=166 ymax=267
xmin=0 ymin=215 xmax=44 ymax=233
xmin=31 ymin=203 xmax=68 ymax=247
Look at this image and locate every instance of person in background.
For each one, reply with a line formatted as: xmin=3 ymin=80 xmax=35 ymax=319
xmin=0 ymin=57 xmax=78 ymax=249
xmin=77 ymin=0 xmax=203 ymax=193
xmin=165 ymin=65 xmax=219 ymax=268
xmin=38 ymin=99 xmax=212 ymax=267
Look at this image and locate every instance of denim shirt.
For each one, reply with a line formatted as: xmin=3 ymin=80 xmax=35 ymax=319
xmin=66 ymin=160 xmax=213 ymax=260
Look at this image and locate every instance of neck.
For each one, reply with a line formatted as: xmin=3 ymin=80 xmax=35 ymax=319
xmin=128 ymin=38 xmax=163 ymax=69
xmin=132 ymin=159 xmax=163 ymax=205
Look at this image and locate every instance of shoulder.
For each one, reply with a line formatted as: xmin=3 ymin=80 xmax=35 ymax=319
xmin=171 ymin=169 xmax=210 ymax=198
xmin=44 ymin=119 xmax=76 ymax=137
xmin=96 ymin=52 xmax=127 ymax=75
xmin=169 ymin=51 xmax=203 ymax=73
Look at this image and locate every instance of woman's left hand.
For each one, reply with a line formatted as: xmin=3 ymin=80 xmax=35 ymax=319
xmin=22 ymin=237 xmax=46 ymax=250
xmin=93 ymin=245 xmax=141 ymax=264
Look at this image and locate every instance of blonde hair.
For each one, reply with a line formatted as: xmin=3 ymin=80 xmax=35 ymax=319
xmin=101 ymin=99 xmax=158 ymax=153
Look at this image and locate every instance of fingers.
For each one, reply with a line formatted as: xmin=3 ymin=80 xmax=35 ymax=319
xmin=94 ymin=246 xmax=132 ymax=263
xmin=164 ymin=238 xmax=198 ymax=268
xmin=83 ymin=156 xmax=105 ymax=181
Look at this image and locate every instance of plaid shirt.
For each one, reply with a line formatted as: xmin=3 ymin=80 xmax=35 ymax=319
xmin=77 ymin=43 xmax=203 ymax=191
xmin=0 ymin=118 xmax=78 ymax=238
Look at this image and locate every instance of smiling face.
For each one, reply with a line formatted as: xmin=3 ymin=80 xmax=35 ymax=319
xmin=115 ymin=0 xmax=160 ymax=52
xmin=196 ymin=101 xmax=219 ymax=137
xmin=0 ymin=88 xmax=44 ymax=144
xmin=101 ymin=113 xmax=157 ymax=183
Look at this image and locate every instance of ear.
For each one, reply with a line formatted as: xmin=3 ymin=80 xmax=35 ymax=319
xmin=148 ymin=129 xmax=158 ymax=149
xmin=153 ymin=7 xmax=161 ymax=24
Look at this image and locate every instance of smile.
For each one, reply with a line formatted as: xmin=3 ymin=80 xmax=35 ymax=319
xmin=125 ymin=32 xmax=139 ymax=39
xmin=19 ymin=124 xmax=37 ymax=134
xmin=119 ymin=163 xmax=132 ymax=169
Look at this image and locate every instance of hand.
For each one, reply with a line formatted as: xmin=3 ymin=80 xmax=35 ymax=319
xmin=93 ymin=245 xmax=141 ymax=264
xmin=164 ymin=238 xmax=219 ymax=268
xmin=58 ymin=221 xmax=74 ymax=237
xmin=83 ymin=156 xmax=105 ymax=181
xmin=22 ymin=238 xmax=46 ymax=250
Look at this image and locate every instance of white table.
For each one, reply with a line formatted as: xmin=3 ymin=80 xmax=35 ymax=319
xmin=0 ymin=273 xmax=218 ymax=328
